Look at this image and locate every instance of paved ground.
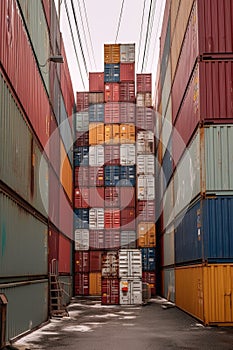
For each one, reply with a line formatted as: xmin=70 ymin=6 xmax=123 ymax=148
xmin=15 ymin=297 xmax=233 ymax=350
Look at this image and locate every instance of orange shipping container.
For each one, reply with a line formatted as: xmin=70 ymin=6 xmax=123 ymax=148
xmin=104 ymin=44 xmax=120 ymax=63
xmin=60 ymin=141 xmax=73 ymax=202
xmin=138 ymin=222 xmax=156 ymax=247
xmin=105 ymin=124 xmax=120 ymax=144
xmin=89 ymin=123 xmax=105 ymax=145
xmin=120 ymin=124 xmax=135 ymax=144
xmin=89 ymin=272 xmax=102 ymax=295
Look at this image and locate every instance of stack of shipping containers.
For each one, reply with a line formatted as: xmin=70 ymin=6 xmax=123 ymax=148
xmin=156 ymin=0 xmax=233 ymax=325
xmin=0 ymin=0 xmax=74 ymax=341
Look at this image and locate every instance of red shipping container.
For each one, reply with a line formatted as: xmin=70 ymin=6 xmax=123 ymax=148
xmin=102 ymin=279 xmax=119 ymax=305
xmin=75 ymin=273 xmax=89 ymax=295
xmin=105 ymin=102 xmax=120 ymax=123
xmin=50 ymin=115 xmax=60 ymax=176
xmin=105 ymin=83 xmax=120 ymax=102
xmin=74 ymin=188 xmax=89 ymax=208
xmin=105 ymin=145 xmax=120 ymax=165
xmin=105 ymin=188 xmax=120 ymax=208
xmin=89 ymin=187 xmax=105 ymax=207
xmin=59 ymin=187 xmax=73 ymax=239
xmin=48 ymin=228 xmax=59 ymax=265
xmin=142 ymin=272 xmax=156 ymax=296
xmin=90 ymin=251 xmax=103 ymax=272
xmin=121 ymin=208 xmax=136 ymax=230
xmin=119 ymin=82 xmax=135 ymax=103
xmin=89 ymin=230 xmax=105 ymax=250
xmin=75 ymin=131 xmax=89 ymax=147
xmin=120 ymin=63 xmax=135 ymax=82
xmin=137 ymin=201 xmax=155 ymax=221
xmin=76 ymin=92 xmax=89 ymax=112
xmin=105 ymin=209 xmax=121 ymax=229
xmin=75 ymin=166 xmax=89 ymax=187
xmin=75 ymin=252 xmax=90 ymax=273
xmin=58 ymin=234 xmax=71 ymax=274
xmin=136 ymin=107 xmax=154 ymax=131
xmin=104 ymin=230 xmax=120 ymax=250
xmin=89 ymin=72 xmax=104 ymax=92
xmin=89 ymin=166 xmax=104 ymax=187
xmin=49 ymin=168 xmax=60 ymax=228
xmin=120 ymin=103 xmax=136 ymax=123
xmin=136 ymin=74 xmax=152 ymax=93
xmin=120 ymin=187 xmax=135 ymax=208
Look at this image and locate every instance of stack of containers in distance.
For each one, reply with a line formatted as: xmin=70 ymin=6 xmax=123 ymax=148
xmin=136 ymin=74 xmax=156 ymax=296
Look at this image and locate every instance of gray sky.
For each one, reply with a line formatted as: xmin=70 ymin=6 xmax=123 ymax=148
xmin=58 ymin=0 xmax=165 ymax=99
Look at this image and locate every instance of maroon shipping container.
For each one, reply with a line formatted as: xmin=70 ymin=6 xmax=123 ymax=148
xmin=90 ymin=251 xmax=103 ymax=272
xmin=105 ymin=230 xmax=120 ymax=250
xmin=89 ymin=166 xmax=104 ymax=187
xmin=89 ymin=230 xmax=105 ymax=250
xmin=49 ymin=115 xmax=60 ymax=176
xmin=136 ymin=74 xmax=152 ymax=93
xmin=105 ymin=209 xmax=121 ymax=229
xmin=142 ymin=272 xmax=156 ymax=295
xmin=120 ymin=63 xmax=135 ymax=82
xmin=75 ymin=166 xmax=89 ymax=187
xmin=75 ymin=252 xmax=90 ymax=273
xmin=74 ymin=188 xmax=89 ymax=208
xmin=136 ymin=107 xmax=154 ymax=131
xmin=119 ymin=82 xmax=135 ymax=103
xmin=102 ymin=279 xmax=119 ymax=305
xmin=104 ymin=83 xmax=120 ymax=102
xmin=105 ymin=188 xmax=120 ymax=208
xmin=89 ymin=187 xmax=105 ymax=207
xmin=105 ymin=102 xmax=120 ymax=123
xmin=75 ymin=273 xmax=89 ymax=295
xmin=75 ymin=131 xmax=89 ymax=147
xmin=120 ymin=102 xmax=136 ymax=123
xmin=49 ymin=168 xmax=60 ymax=228
xmin=89 ymin=72 xmax=104 ymax=92
xmin=76 ymin=92 xmax=89 ymax=112
xmin=48 ymin=227 xmax=59 ymax=265
xmin=121 ymin=208 xmax=136 ymax=230
xmin=59 ymin=187 xmax=73 ymax=239
xmin=105 ymin=145 xmax=120 ymax=165
xmin=120 ymin=187 xmax=135 ymax=208
xmin=58 ymin=234 xmax=71 ymax=273
xmin=137 ymin=201 xmax=155 ymax=221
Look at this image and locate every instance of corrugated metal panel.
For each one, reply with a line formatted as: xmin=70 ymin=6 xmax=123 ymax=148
xmin=160 ymin=0 xmax=171 ymax=61
xmin=59 ymin=187 xmax=73 ymax=238
xmin=75 ymin=166 xmax=89 ymax=187
xmin=0 ymin=192 xmax=47 ymax=277
xmin=163 ymin=178 xmax=174 ymax=229
xmin=102 ymin=279 xmax=119 ymax=305
xmin=120 ymin=63 xmax=135 ymax=81
xmin=74 ymin=208 xmax=89 ymax=229
xmin=60 ymin=140 xmax=73 ymax=202
xmin=138 ymin=222 xmax=156 ymax=248
xmin=89 ymin=72 xmax=104 ymax=92
xmin=162 ymin=98 xmax=173 ymax=158
xmin=104 ymin=44 xmax=120 ymax=63
xmin=89 ymin=123 xmax=104 ymax=145
xmin=105 ymin=166 xmax=120 ymax=186
xmin=137 ymin=201 xmax=155 ymax=222
xmin=90 ymin=251 xmax=102 ymax=271
xmin=89 ymin=187 xmax=104 ymax=207
xmin=75 ymin=273 xmax=89 ymax=295
xmin=89 ymin=92 xmax=104 ymax=105
xmin=89 ymin=145 xmax=104 ymax=166
xmin=74 ymin=187 xmax=89 ymax=208
xmin=142 ymin=271 xmax=156 ymax=295
xmin=104 ymin=63 xmax=120 ymax=82
xmin=49 ymin=114 xmax=60 ymax=175
xmin=162 ymin=58 xmax=171 ymax=119
xmin=137 ymin=155 xmax=155 ymax=175
xmin=120 ymin=231 xmax=137 ymax=249
xmin=42 ymin=0 xmax=50 ymax=27
xmin=161 ymin=16 xmax=171 ymax=90
xmin=136 ymin=74 xmax=152 ymax=93
xmin=89 ymin=166 xmax=104 ymax=187
xmin=0 ymin=280 xmax=48 ymax=341
xmin=89 ymin=272 xmax=102 ymax=295
xmin=76 ymin=92 xmax=89 ymax=112
xmin=105 ymin=145 xmax=120 ymax=165
xmin=89 ymin=208 xmax=105 ymax=229
xmin=119 ymin=250 xmax=142 ymax=278
xmin=102 ymin=251 xmax=119 ymax=277
xmin=105 ymin=124 xmax=120 ymax=144
xmin=76 ymin=112 xmax=89 ymax=131
xmin=142 ymin=248 xmax=156 ymax=271
xmin=58 ymin=234 xmax=71 ymax=273
xmin=120 ymin=279 xmax=142 ymax=305
xmin=162 ymin=136 xmax=173 ymax=189
xmin=120 ymin=144 xmax=136 ymax=165
xmin=120 ymin=124 xmax=135 ymax=143
xmin=58 ymin=275 xmax=72 ymax=305
xmin=136 ymin=93 xmax=152 ymax=108
xmin=137 ymin=175 xmax=155 ymax=200
xmin=75 ymin=251 xmax=89 ymax=273
xmin=48 ymin=228 xmax=59 ymax=265
xmin=60 ymin=96 xmax=73 ymax=165
xmin=105 ymin=102 xmax=120 ymax=123
xmin=120 ymin=166 xmax=136 ymax=186
xmin=120 ymin=44 xmax=135 ymax=63
xmin=120 ymin=187 xmax=135 ymax=208
xmin=163 ymin=267 xmax=175 ymax=302
xmin=162 ymin=225 xmax=175 ymax=267
xmin=137 ymin=131 xmax=155 ymax=154
xmin=121 ymin=208 xmax=136 ymax=230
xmin=120 ymin=102 xmax=135 ymax=123
xmin=89 ymin=104 xmax=104 ymax=122
xmin=49 ymin=168 xmax=60 ymax=228
xmin=75 ymin=131 xmax=89 ymax=147
xmin=74 ymin=146 xmax=89 ymax=167
xmin=75 ymin=229 xmax=89 ymax=251
xmin=105 ymin=209 xmax=121 ymax=229
xmin=89 ymin=230 xmax=105 ymax=250
xmin=104 ymin=230 xmax=120 ymax=249
xmin=105 ymin=187 xmax=120 ymax=207
xmin=104 ymin=83 xmax=120 ymax=102
xmin=119 ymin=82 xmax=135 ymax=103
xmin=136 ymin=107 xmax=154 ymax=131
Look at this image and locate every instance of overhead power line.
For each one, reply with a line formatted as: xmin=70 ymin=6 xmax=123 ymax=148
xmin=137 ymin=0 xmax=146 ymax=72
xmin=82 ymin=0 xmax=97 ymax=70
xmin=115 ymin=0 xmax=125 ymax=43
xmin=144 ymin=0 xmax=157 ymax=71
xmin=141 ymin=0 xmax=153 ymax=72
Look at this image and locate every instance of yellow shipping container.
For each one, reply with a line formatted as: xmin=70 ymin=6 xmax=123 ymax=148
xmin=104 ymin=44 xmax=120 ymax=64
xmin=138 ymin=222 xmax=156 ymax=247
xmin=60 ymin=140 xmax=72 ymax=202
xmin=176 ymin=264 xmax=233 ymax=326
xmin=120 ymin=124 xmax=135 ymax=144
xmin=105 ymin=124 xmax=120 ymax=144
xmin=89 ymin=272 xmax=102 ymax=296
xmin=89 ymin=123 xmax=104 ymax=145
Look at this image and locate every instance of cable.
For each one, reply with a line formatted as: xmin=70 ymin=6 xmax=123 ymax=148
xmin=144 ymin=0 xmax=157 ymax=71
xmin=82 ymin=0 xmax=97 ymax=70
xmin=141 ymin=0 xmax=153 ymax=72
xmin=115 ymin=0 xmax=125 ymax=43
xmin=137 ymin=0 xmax=146 ymax=72
xmin=149 ymin=0 xmax=164 ymax=73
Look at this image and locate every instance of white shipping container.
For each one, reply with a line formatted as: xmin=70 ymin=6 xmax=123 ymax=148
xmin=120 ymin=44 xmax=135 ymax=62
xmin=102 ymin=251 xmax=119 ymax=278
xmin=89 ymin=208 xmax=104 ymax=229
xmin=137 ymin=155 xmax=155 ymax=175
xmin=121 ymin=231 xmax=137 ymax=249
xmin=137 ymin=175 xmax=155 ymax=200
xmin=75 ymin=229 xmax=89 ymax=250
xmin=75 ymin=112 xmax=89 ymax=132
xmin=163 ymin=225 xmax=175 ymax=267
xmin=120 ymin=279 xmax=142 ymax=305
xmin=120 ymin=144 xmax=136 ymax=165
xmin=137 ymin=131 xmax=154 ymax=154
xmin=119 ymin=249 xmax=142 ymax=278
xmin=136 ymin=93 xmax=152 ymax=107
xmin=89 ymin=145 xmax=104 ymax=166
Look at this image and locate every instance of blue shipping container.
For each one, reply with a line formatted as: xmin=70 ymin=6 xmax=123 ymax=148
xmin=105 ymin=166 xmax=120 ymax=186
xmin=120 ymin=166 xmax=136 ymax=186
xmin=74 ymin=208 xmax=89 ymax=229
xmin=142 ymin=248 xmax=156 ymax=271
xmin=74 ymin=146 xmax=89 ymax=167
xmin=175 ymin=196 xmax=233 ymax=264
xmin=89 ymin=104 xmax=104 ymax=122
xmin=104 ymin=64 xmax=120 ymax=83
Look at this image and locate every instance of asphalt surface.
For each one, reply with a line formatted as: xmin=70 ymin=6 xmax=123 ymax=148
xmin=15 ymin=297 xmax=233 ymax=350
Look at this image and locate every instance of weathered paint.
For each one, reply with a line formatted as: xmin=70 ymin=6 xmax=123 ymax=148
xmin=102 ymin=278 xmax=119 ymax=305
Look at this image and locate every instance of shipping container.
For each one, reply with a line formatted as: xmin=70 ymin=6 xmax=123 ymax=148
xmin=102 ymin=278 xmax=119 ymax=305
xmin=89 ymin=145 xmax=104 ymax=166
xmin=104 ymin=63 xmax=120 ymax=82
xmin=105 ymin=102 xmax=120 ymax=123
xmin=137 ymin=131 xmax=155 ymax=154
xmin=136 ymin=107 xmax=154 ymax=131
xmin=120 ymin=231 xmax=137 ymax=249
xmin=104 ymin=83 xmax=120 ymax=102
xmin=89 ymin=123 xmax=105 ymax=145
xmin=162 ymin=225 xmax=175 ymax=267
xmin=88 ymin=103 xmax=104 ymax=122
xmin=75 ymin=131 xmax=89 ymax=147
xmin=137 ymin=201 xmax=155 ymax=222
xmin=137 ymin=175 xmax=155 ymax=200
xmin=119 ymin=82 xmax=135 ymax=103
xmin=119 ymin=250 xmax=142 ymax=278
xmin=105 ymin=145 xmax=120 ymax=165
xmin=49 ymin=168 xmax=60 ymax=228
xmin=75 ymin=273 xmax=89 ymax=295
xmin=136 ymin=74 xmax=152 ymax=93
xmin=137 ymin=155 xmax=155 ymax=175
xmin=120 ymin=63 xmax=135 ymax=82
xmin=89 ymin=92 xmax=104 ymax=105
xmin=89 ymin=230 xmax=105 ymax=250
xmin=121 ymin=208 xmax=136 ymax=230
xmin=76 ymin=92 xmax=89 ymax=112
xmin=138 ymin=222 xmax=156 ymax=247
xmin=60 ymin=140 xmax=73 ymax=202
xmin=75 ymin=166 xmax=89 ymax=187
xmin=75 ymin=229 xmax=89 ymax=251
xmin=89 ymin=72 xmax=104 ymax=92
xmin=163 ymin=178 xmax=174 ymax=229
xmin=120 ymin=187 xmax=135 ymax=208
xmin=48 ymin=228 xmax=59 ymax=265
xmin=142 ymin=271 xmax=156 ymax=296
xmin=120 ymin=43 xmax=135 ymax=63
xmin=90 ymin=252 xmax=102 ymax=272
xmin=105 ymin=124 xmax=120 ymax=144
xmin=102 ymin=251 xmax=119 ymax=277
xmin=60 ymin=96 xmax=73 ymax=165
xmin=120 ymin=279 xmax=142 ymax=305
xmin=59 ymin=187 xmax=73 ymax=238
xmin=136 ymin=93 xmax=152 ymax=108
xmin=105 ymin=230 xmax=120 ymax=250
xmin=105 ymin=187 xmax=120 ymax=207
xmin=142 ymin=248 xmax=156 ymax=272
xmin=105 ymin=166 xmax=120 ymax=186
xmin=104 ymin=44 xmax=120 ymax=63
xmin=162 ymin=267 xmax=175 ymax=302
xmin=162 ymin=58 xmax=172 ymax=119
xmin=89 ymin=187 xmax=105 ymax=207
xmin=74 ymin=208 xmax=89 ymax=229
xmin=105 ymin=209 xmax=121 ymax=229
xmin=58 ymin=234 xmax=71 ymax=274
xmin=161 ymin=98 xmax=173 ymax=158
xmin=74 ymin=146 xmax=89 ymax=167
xmin=89 ymin=166 xmax=104 ymax=187
xmin=120 ymin=166 xmax=136 ymax=186
xmin=120 ymin=102 xmax=136 ymax=123
xmin=120 ymin=144 xmax=136 ymax=165
xmin=89 ymin=272 xmax=102 ymax=295
xmin=120 ymin=124 xmax=135 ymax=144
xmin=89 ymin=208 xmax=105 ymax=230
xmin=75 ymin=251 xmax=90 ymax=273
xmin=161 ymin=137 xmax=173 ymax=188
xmin=74 ymin=187 xmax=89 ymax=208
xmin=175 ymin=264 xmax=233 ymax=325
xmin=49 ymin=114 xmax=60 ymax=176
xmin=160 ymin=0 xmax=171 ymax=66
